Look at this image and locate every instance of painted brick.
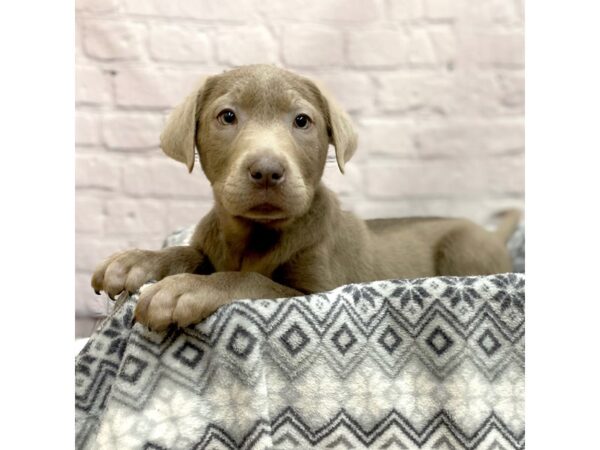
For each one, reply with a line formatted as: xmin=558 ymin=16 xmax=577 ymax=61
xmin=83 ymin=19 xmax=145 ymax=60
xmin=105 ymin=198 xmax=167 ymax=235
xmin=122 ymin=156 xmax=213 ymax=198
xmin=414 ymin=120 xmax=525 ymax=157
xmin=125 ymin=234 xmax=168 ymax=250
xmin=123 ymin=0 xmax=260 ymax=21
xmin=165 ymin=200 xmax=213 ymax=232
xmin=423 ymin=0 xmax=459 ymax=20
xmin=357 ymin=118 xmax=416 ymax=158
xmin=452 ymin=72 xmax=510 ymax=117
xmin=122 ymin=0 xmax=169 ymax=15
xmin=114 ymin=68 xmax=201 ymax=109
xmin=179 ymin=0 xmax=260 ymax=21
xmin=497 ymin=72 xmax=525 ymax=110
xmin=389 ymin=0 xmax=424 ymax=21
xmin=407 ymin=30 xmax=438 ymax=67
xmin=514 ymin=0 xmax=525 ymax=22
xmin=75 ymin=18 xmax=84 ymax=60
xmin=76 ymin=196 xmax=104 ymax=234
xmin=216 ymin=27 xmax=278 ymax=66
xmin=149 ymin=24 xmax=211 ymax=62
xmin=377 ymin=71 xmax=509 ymax=117
xmin=76 ymin=153 xmax=121 ymax=191
xmin=462 ymin=31 xmax=524 ymax=68
xmin=283 ymin=25 xmax=344 ymax=68
xmin=259 ymin=0 xmax=383 ymax=22
xmin=322 ymin=162 xmax=363 ymax=197
xmin=75 ymin=236 xmax=129 ymax=272
xmin=347 ymin=30 xmax=408 ymax=68
xmin=366 ymin=156 xmax=524 ymax=198
xmin=429 ymin=27 xmax=458 ymax=68
xmin=76 ymin=0 xmax=119 ymax=13
xmin=377 ymin=73 xmax=455 ymax=114
xmin=76 ymin=66 xmax=112 ymax=105
xmin=465 ymin=0 xmax=523 ymax=26
xmin=314 ymin=72 xmax=374 ymax=113
xmin=354 ymin=197 xmax=524 ymax=224
xmin=75 ymin=111 xmax=101 ymax=146
xmin=102 ymin=113 xmax=164 ymax=149
xmin=489 ymin=0 xmax=522 ymax=25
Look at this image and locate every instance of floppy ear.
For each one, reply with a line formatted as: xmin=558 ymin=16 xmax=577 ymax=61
xmin=321 ymin=89 xmax=358 ymax=174
xmin=160 ymin=78 xmax=207 ymax=173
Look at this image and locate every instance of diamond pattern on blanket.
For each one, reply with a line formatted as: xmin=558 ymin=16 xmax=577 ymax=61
xmin=172 ymin=340 xmax=204 ymax=369
xmin=76 ymin=273 xmax=525 ymax=450
xmin=378 ymin=324 xmax=403 ymax=354
xmin=322 ymin=307 xmax=370 ymax=378
xmin=226 ymin=325 xmax=257 ymax=358
xmin=331 ymin=322 xmax=358 ymax=355
xmin=279 ymin=322 xmax=310 ymax=355
xmin=417 ymin=318 xmax=464 ymax=377
xmin=119 ymin=355 xmax=148 ymax=383
xmin=426 ymin=325 xmax=455 ymax=356
xmin=478 ymin=329 xmax=502 ymax=356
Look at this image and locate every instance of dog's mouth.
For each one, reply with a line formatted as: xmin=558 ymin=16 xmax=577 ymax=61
xmin=218 ymin=170 xmax=312 ymax=226
xmin=249 ymin=203 xmax=281 ymax=214
xmin=242 ymin=202 xmax=290 ymax=223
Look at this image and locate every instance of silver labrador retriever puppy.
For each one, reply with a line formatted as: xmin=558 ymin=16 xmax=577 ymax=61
xmin=92 ymin=65 xmax=519 ymax=331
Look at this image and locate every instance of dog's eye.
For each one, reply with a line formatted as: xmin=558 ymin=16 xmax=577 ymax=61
xmin=294 ymin=114 xmax=311 ymax=129
xmin=217 ymin=109 xmax=236 ymax=125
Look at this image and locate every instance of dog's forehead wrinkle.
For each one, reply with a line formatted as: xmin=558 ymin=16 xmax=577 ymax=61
xmin=241 ymin=85 xmax=300 ymax=117
xmin=209 ymin=67 xmax=321 ymax=118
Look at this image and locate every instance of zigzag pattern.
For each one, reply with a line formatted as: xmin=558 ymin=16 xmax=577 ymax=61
xmin=109 ymin=275 xmax=523 ymax=397
xmin=75 ymin=273 xmax=525 ymax=450
xmin=185 ymin=408 xmax=524 ymax=450
xmin=177 ymin=275 xmax=524 ymax=339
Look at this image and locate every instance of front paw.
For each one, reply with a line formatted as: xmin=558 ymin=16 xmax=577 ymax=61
xmin=91 ymin=249 xmax=161 ymax=299
xmin=91 ymin=246 xmax=203 ymax=300
xmin=134 ymin=274 xmax=222 ymax=331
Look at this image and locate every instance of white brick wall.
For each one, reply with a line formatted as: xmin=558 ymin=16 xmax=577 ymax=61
xmin=75 ymin=0 xmax=524 ymax=336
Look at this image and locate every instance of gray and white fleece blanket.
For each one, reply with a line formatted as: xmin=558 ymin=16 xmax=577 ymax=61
xmin=76 ymin=226 xmax=525 ymax=450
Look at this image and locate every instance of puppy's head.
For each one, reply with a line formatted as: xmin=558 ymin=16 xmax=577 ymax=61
xmin=160 ymin=65 xmax=357 ymax=225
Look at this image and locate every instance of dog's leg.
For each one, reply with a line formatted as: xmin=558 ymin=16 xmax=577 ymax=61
xmin=91 ymin=246 xmax=205 ymax=299
xmin=435 ymin=226 xmax=513 ymax=276
xmin=134 ymin=272 xmax=303 ymax=331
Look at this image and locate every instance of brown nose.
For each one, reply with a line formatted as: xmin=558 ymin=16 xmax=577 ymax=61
xmin=248 ymin=157 xmax=285 ymax=187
